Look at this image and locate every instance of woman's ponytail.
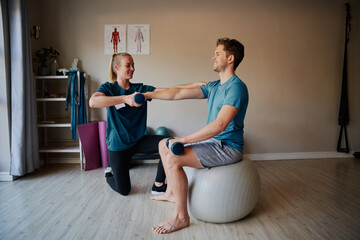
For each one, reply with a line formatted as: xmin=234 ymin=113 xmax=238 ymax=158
xmin=109 ymin=53 xmax=118 ymax=82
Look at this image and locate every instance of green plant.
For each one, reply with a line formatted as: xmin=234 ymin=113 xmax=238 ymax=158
xmin=33 ymin=47 xmax=60 ymax=67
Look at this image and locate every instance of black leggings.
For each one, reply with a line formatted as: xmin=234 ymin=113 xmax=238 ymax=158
xmin=107 ymin=135 xmax=166 ymax=196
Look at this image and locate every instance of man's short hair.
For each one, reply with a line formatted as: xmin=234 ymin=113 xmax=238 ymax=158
xmin=216 ymin=38 xmax=244 ymax=70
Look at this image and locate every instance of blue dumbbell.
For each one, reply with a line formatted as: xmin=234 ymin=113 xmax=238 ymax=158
xmin=166 ymin=137 xmax=184 ymax=155
xmin=134 ymin=93 xmax=145 ymax=105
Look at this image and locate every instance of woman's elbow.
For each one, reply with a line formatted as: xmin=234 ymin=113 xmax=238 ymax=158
xmin=89 ymin=97 xmax=97 ymax=108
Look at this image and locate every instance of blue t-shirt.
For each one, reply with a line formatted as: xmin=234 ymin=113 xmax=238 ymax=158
xmin=200 ymin=75 xmax=248 ymax=152
xmin=97 ymin=81 xmax=155 ymax=151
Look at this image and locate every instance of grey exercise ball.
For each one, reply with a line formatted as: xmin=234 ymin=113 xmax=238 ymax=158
xmin=184 ymin=158 xmax=261 ymax=223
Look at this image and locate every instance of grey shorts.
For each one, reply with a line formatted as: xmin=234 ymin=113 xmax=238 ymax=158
xmin=186 ymin=138 xmax=243 ymax=168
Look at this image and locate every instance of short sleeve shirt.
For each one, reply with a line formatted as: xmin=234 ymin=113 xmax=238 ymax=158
xmin=97 ymin=81 xmax=155 ymax=151
xmin=200 ymin=75 xmax=248 ymax=152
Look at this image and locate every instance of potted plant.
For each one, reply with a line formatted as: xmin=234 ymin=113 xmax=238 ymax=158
xmin=33 ymin=47 xmax=60 ymax=76
xmin=48 ymin=47 xmax=60 ymax=75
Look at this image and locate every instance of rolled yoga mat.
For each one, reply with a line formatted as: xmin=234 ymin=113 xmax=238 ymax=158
xmin=78 ymin=121 xmax=109 ymax=170
xmin=78 ymin=122 xmax=101 ymax=171
xmin=98 ymin=121 xmax=108 ymax=168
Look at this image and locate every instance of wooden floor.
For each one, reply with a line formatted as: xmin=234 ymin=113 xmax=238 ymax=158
xmin=0 ymin=158 xmax=359 ymax=240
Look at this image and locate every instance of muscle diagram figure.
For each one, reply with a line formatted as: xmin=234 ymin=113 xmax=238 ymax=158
xmin=111 ymin=28 xmax=121 ymax=53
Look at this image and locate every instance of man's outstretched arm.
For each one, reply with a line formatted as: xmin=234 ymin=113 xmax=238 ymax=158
xmin=154 ymin=81 xmax=207 ymax=92
xmin=144 ymin=86 xmax=205 ymax=101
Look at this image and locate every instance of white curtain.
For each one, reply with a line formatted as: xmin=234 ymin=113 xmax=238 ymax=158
xmin=2 ymin=0 xmax=39 ymax=176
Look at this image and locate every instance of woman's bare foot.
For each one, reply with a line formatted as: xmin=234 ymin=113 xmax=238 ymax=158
xmin=150 ymin=191 xmax=175 ymax=203
xmin=152 ymin=214 xmax=190 ymax=234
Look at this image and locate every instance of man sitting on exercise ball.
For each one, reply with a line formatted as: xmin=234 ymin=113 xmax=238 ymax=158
xmin=141 ymin=37 xmax=249 ymax=234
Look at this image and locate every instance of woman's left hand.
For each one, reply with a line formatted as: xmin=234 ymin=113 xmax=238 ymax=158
xmin=127 ymin=92 xmax=142 ymax=107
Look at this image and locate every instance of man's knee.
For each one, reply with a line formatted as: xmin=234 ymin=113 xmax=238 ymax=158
xmin=164 ymin=154 xmax=182 ymax=171
xmin=159 ymin=139 xmax=184 ymax=169
xmin=159 ymin=139 xmax=166 ymax=150
xmin=159 ymin=139 xmax=170 ymax=156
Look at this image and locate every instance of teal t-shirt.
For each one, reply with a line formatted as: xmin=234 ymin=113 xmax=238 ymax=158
xmin=200 ymin=75 xmax=248 ymax=152
xmin=97 ymin=82 xmax=155 ymax=151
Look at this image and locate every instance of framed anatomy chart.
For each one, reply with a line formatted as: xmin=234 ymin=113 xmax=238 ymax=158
xmin=104 ymin=24 xmax=126 ymax=55
xmin=127 ymin=24 xmax=150 ymax=55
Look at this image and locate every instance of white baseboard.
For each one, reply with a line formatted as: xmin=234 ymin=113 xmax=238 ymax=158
xmin=48 ymin=158 xmax=160 ymax=165
xmin=43 ymin=151 xmax=354 ymax=166
xmin=0 ymin=152 xmax=353 ymax=181
xmin=245 ymin=151 xmax=354 ymax=161
xmin=0 ymin=172 xmax=15 ymax=182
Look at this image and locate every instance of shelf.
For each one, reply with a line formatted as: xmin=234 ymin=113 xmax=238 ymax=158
xmin=36 ymin=98 xmax=66 ymax=102
xmin=35 ymin=75 xmax=67 ymax=80
xmin=39 ymin=146 xmax=81 ymax=153
xmin=37 ymin=123 xmax=71 ymax=128
xmin=37 ymin=119 xmax=71 ymax=127
xmin=39 ymin=140 xmax=81 ymax=153
xmin=39 ymin=147 xmax=80 ymax=153
xmin=35 ymin=72 xmax=86 ymax=169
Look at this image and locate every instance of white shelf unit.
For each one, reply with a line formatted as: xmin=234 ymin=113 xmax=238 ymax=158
xmin=35 ymin=73 xmax=85 ymax=169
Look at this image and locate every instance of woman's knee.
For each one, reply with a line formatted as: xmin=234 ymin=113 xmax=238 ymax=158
xmin=112 ymin=171 xmax=131 ymax=195
xmin=114 ymin=177 xmax=131 ymax=196
xmin=106 ymin=175 xmax=131 ymax=196
xmin=118 ymin=186 xmax=131 ymax=196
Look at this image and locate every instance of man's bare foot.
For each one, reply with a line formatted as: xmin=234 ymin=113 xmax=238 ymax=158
xmin=152 ymin=215 xmax=190 ymax=234
xmin=150 ymin=192 xmax=175 ymax=203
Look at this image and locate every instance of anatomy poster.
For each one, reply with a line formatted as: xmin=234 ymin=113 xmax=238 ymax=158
xmin=128 ymin=24 xmax=150 ymax=55
xmin=104 ymin=24 xmax=126 ymax=55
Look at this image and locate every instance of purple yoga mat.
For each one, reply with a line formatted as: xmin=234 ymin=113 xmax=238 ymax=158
xmin=98 ymin=121 xmax=108 ymax=167
xmin=78 ymin=122 xmax=101 ymax=171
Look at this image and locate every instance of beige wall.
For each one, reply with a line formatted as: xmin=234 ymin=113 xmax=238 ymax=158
xmin=28 ymin=0 xmax=360 ymax=155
